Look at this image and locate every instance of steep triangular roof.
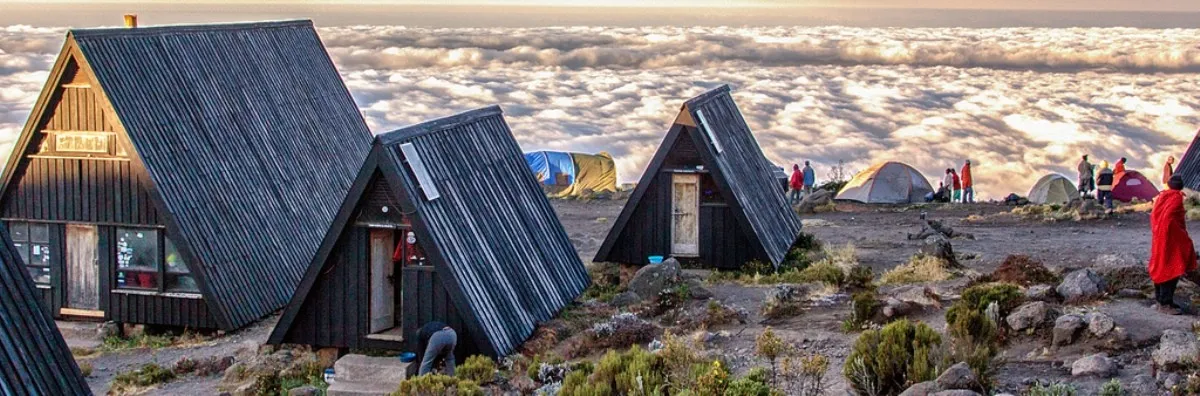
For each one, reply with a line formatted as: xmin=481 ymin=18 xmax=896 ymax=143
xmin=0 ymin=225 xmax=91 ymax=395
xmin=271 ymin=106 xmax=589 ymax=357
xmin=1 ymin=20 xmax=374 ymax=329
xmin=1175 ymin=129 xmax=1200 ymax=190
xmin=595 ymin=85 xmax=802 ymax=266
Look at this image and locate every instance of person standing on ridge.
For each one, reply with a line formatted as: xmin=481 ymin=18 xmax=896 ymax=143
xmin=1149 ymin=175 xmax=1199 ymax=315
xmin=1164 ymin=156 xmax=1176 ymax=186
xmin=1078 ymin=155 xmax=1095 ymax=198
xmin=960 ymin=159 xmax=974 ymax=203
xmin=950 ymin=169 xmax=962 ymax=203
xmin=788 ymin=164 xmax=804 ymax=205
xmin=1114 ymin=157 xmax=1127 ymax=180
xmin=802 ymin=161 xmax=816 ymax=197
xmin=1096 ymin=161 xmax=1115 ymax=214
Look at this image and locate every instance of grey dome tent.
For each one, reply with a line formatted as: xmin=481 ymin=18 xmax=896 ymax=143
xmin=1027 ymin=174 xmax=1078 ymax=204
xmin=836 ymin=161 xmax=933 ymax=204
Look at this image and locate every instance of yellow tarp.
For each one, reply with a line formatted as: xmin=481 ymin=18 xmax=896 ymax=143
xmin=553 ymin=152 xmax=619 ymax=198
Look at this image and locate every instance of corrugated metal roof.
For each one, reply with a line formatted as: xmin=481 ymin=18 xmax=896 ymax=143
xmin=378 ymin=106 xmax=590 ymax=357
xmin=0 ymin=225 xmax=91 ymax=395
xmin=1175 ymin=130 xmax=1200 ymax=190
xmin=71 ymin=20 xmax=373 ymax=329
xmin=685 ymin=85 xmax=802 ymax=264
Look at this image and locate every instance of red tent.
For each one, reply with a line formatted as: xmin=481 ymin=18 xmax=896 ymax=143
xmin=1112 ymin=170 xmax=1159 ymax=202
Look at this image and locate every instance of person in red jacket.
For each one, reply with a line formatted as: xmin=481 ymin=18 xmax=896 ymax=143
xmin=960 ymin=160 xmax=974 ymax=204
xmin=950 ymin=169 xmax=961 ymax=203
xmin=1113 ymin=157 xmax=1127 ymax=181
xmin=1149 ymin=175 xmax=1199 ymax=315
xmin=788 ymin=164 xmax=804 ymax=206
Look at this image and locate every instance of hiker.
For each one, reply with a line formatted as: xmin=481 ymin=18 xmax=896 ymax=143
xmin=1078 ymin=155 xmax=1095 ymax=198
xmin=788 ymin=164 xmax=804 ymax=205
xmin=1164 ymin=156 xmax=1176 ymax=186
xmin=1114 ymin=157 xmax=1127 ymax=176
xmin=950 ymin=169 xmax=962 ymax=203
xmin=1096 ymin=161 xmax=1115 ymax=214
xmin=1149 ymin=175 xmax=1199 ymax=315
xmin=802 ymin=161 xmax=816 ymax=196
xmin=934 ymin=182 xmax=950 ymax=203
xmin=961 ymin=160 xmax=974 ymax=203
xmin=417 ymin=321 xmax=458 ymax=375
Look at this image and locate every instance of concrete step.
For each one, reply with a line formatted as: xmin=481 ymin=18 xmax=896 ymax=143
xmin=333 ymin=354 xmax=409 ymax=385
xmin=326 ymin=380 xmax=397 ymax=396
xmin=55 ymin=320 xmax=103 ymax=340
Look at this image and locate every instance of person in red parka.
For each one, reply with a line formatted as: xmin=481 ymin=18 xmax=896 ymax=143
xmin=1149 ymin=175 xmax=1199 ymax=315
xmin=788 ymin=164 xmax=804 ymax=206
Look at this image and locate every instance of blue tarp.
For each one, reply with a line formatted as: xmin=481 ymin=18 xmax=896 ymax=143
xmin=525 ymin=151 xmax=576 ymax=186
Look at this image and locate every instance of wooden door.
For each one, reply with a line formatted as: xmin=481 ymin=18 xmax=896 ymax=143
xmin=671 ymin=174 xmax=700 ymax=256
xmin=369 ymin=229 xmax=396 ymax=333
xmin=66 ymin=224 xmax=100 ymax=311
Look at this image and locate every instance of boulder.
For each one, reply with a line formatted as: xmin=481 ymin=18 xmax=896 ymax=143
xmin=1056 ymin=269 xmax=1106 ymax=302
xmin=1127 ymin=374 xmax=1159 ymax=395
xmin=882 ymin=286 xmax=941 ymax=319
xmin=920 ymin=234 xmax=958 ymax=266
xmin=628 ymin=258 xmax=682 ymax=299
xmin=1153 ymin=329 xmax=1200 ymax=371
xmin=610 ymin=291 xmax=640 ymax=307
xmin=1086 ymin=312 xmax=1115 ymax=337
xmin=287 ymin=386 xmax=319 ymax=396
xmin=935 ymin=362 xmax=977 ymax=391
xmin=898 ymin=381 xmax=940 ymax=396
xmin=1071 ymin=353 xmax=1117 ymax=378
xmin=1007 ymin=301 xmax=1051 ymax=332
xmin=1053 ymin=314 xmax=1085 ymax=346
xmin=682 ymin=278 xmax=713 ymax=300
xmin=1024 ymin=285 xmax=1057 ymax=302
xmin=797 ymin=189 xmax=834 ymax=213
xmin=1093 ymin=254 xmax=1150 ymax=292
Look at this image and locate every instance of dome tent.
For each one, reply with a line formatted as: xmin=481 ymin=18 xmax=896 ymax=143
xmin=836 ymin=161 xmax=933 ymax=204
xmin=1028 ymin=174 xmax=1078 ymax=204
xmin=1112 ymin=170 xmax=1159 ymax=202
xmin=524 ymin=151 xmax=618 ymax=197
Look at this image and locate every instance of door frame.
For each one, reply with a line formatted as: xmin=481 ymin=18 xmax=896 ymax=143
xmin=670 ymin=173 xmax=701 ymax=257
xmin=63 ymin=223 xmax=103 ymax=317
xmin=368 ymin=227 xmax=397 ymax=334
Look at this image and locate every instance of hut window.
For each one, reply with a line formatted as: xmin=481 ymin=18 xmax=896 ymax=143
xmin=9 ymin=222 xmax=51 ymax=285
xmin=116 ymin=228 xmax=160 ymax=290
xmin=164 ymin=238 xmax=198 ymax=293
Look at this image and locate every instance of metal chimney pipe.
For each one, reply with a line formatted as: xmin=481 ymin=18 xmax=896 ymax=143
xmin=124 ymin=14 xmax=137 ymax=28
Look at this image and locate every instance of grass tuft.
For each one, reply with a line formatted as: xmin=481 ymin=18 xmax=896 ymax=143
xmin=879 ymin=255 xmax=954 ymax=285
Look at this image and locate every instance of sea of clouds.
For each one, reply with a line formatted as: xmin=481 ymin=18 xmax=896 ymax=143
xmin=2 ymin=24 xmax=1199 ymax=199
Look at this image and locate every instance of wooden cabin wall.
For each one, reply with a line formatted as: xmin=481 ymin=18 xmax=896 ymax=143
xmin=280 ymin=227 xmax=369 ymax=348
xmin=699 ymin=205 xmax=763 ymax=269
xmin=605 ymin=172 xmax=672 ymax=264
xmin=401 ymin=266 xmax=479 ymax=362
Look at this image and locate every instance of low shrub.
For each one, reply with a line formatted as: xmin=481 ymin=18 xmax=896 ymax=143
xmin=572 ymin=312 xmax=658 ymax=358
xmin=193 ymin=356 xmax=235 ymax=376
xmin=990 ymin=255 xmax=1059 ymax=286
xmin=788 ymin=262 xmax=845 ymax=287
xmin=725 ymin=376 xmax=772 ymax=396
xmin=945 ymin=283 xmax=1023 ymax=326
xmin=946 ymin=306 xmax=1000 ymax=392
xmin=173 ymin=356 xmax=197 ymax=374
xmin=846 ymin=266 xmax=875 ymax=290
xmin=1099 ymin=379 xmax=1125 ymax=396
xmin=560 ymin=346 xmax=666 ymax=395
xmin=781 ymin=354 xmax=829 ymax=396
xmin=78 ymin=361 xmax=93 ymax=377
xmin=880 ymin=255 xmax=954 ymax=285
xmin=111 ymin=363 xmax=176 ymax=394
xmin=843 ymin=319 xmax=944 ymax=396
xmin=762 ymin=286 xmax=805 ymax=319
xmin=456 ymin=355 xmax=497 ymax=384
xmin=756 ymin=327 xmax=789 ymax=386
xmin=1027 ymin=381 xmax=1077 ymax=396
xmin=101 ymin=334 xmax=174 ymax=352
xmin=582 ymin=263 xmax=623 ymax=303
xmin=843 ymin=290 xmax=880 ymax=331
xmin=693 ymin=360 xmax=731 ymax=395
xmin=393 ymin=374 xmax=459 ymax=396
xmin=659 ymin=331 xmax=704 ymax=390
xmin=703 ymin=300 xmax=747 ymax=328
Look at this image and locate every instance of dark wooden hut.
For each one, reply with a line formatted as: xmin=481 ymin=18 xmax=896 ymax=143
xmin=594 ymin=85 xmax=802 ymax=269
xmin=1173 ymin=129 xmax=1200 ymax=190
xmin=268 ymin=106 xmax=590 ymax=359
xmin=0 ymin=20 xmax=373 ymax=331
xmin=0 ymin=224 xmax=91 ymax=395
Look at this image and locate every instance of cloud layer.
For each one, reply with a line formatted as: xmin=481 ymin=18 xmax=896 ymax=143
xmin=1 ymin=24 xmax=1198 ymax=199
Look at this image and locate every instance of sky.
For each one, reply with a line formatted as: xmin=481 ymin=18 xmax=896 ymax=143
xmin=3 ymin=0 xmax=1200 ymax=11
xmin=0 ymin=2 xmax=1197 ymax=200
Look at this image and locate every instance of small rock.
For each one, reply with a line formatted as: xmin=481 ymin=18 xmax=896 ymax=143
xmin=920 ymin=234 xmax=957 ymax=266
xmin=1007 ymin=301 xmax=1051 ymax=331
xmin=1163 ymin=373 xmax=1185 ymax=389
xmin=98 ymin=321 xmax=121 ymax=339
xmin=935 ymin=362 xmax=977 ymax=391
xmin=1071 ymin=353 xmax=1117 ymax=378
xmin=628 ymin=258 xmax=682 ymax=299
xmin=287 ymin=386 xmax=319 ymax=396
xmin=1086 ymin=312 xmax=1115 ymax=337
xmin=1024 ymin=285 xmax=1057 ymax=302
xmin=899 ymin=381 xmax=940 ymax=396
xmin=1153 ymin=329 xmax=1200 ymax=370
xmin=1116 ymin=288 xmax=1146 ymax=299
xmin=683 ymin=278 xmax=713 ymax=300
xmin=1053 ymin=314 xmax=1085 ymax=346
xmin=610 ymin=291 xmax=640 ymax=307
xmin=930 ymin=391 xmax=982 ymax=396
xmin=1056 ymin=269 xmax=1106 ymax=302
xmin=1127 ymin=374 xmax=1159 ymax=395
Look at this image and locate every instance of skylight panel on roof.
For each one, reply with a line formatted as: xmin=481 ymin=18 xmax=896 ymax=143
xmin=696 ymin=109 xmax=723 ymax=154
xmin=400 ymin=143 xmax=441 ymax=201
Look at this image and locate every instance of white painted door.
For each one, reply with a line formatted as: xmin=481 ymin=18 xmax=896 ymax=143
xmin=671 ymin=174 xmax=700 ymax=256
xmin=369 ymin=229 xmax=396 ymax=333
xmin=66 ymin=224 xmax=100 ymax=311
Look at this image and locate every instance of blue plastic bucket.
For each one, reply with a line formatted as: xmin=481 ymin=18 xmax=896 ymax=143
xmin=399 ymin=352 xmax=417 ymax=363
xmin=648 ymin=256 xmax=664 ymax=264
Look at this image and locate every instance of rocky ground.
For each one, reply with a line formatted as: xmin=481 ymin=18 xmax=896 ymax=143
xmin=68 ymin=197 xmax=1200 ymax=395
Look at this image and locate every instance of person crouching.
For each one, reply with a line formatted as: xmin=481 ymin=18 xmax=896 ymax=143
xmin=417 ymin=321 xmax=458 ymax=375
xmin=1149 ymin=175 xmax=1199 ymax=315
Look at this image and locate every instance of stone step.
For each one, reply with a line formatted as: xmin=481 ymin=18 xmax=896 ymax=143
xmin=326 ymin=380 xmax=398 ymax=396
xmin=333 ymin=354 xmax=410 ymax=385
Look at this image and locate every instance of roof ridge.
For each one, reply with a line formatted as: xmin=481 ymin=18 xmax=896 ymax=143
xmin=377 ymin=105 xmax=504 ymax=145
xmin=70 ymin=19 xmax=313 ymax=38
xmin=683 ymin=84 xmax=732 ymax=108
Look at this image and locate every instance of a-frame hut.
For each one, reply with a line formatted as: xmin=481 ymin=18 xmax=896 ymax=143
xmin=1174 ymin=129 xmax=1200 ymax=190
xmin=268 ymin=106 xmax=590 ymax=359
xmin=0 ymin=20 xmax=373 ymax=331
xmin=0 ymin=224 xmax=91 ymax=395
xmin=594 ymin=85 xmax=802 ymax=269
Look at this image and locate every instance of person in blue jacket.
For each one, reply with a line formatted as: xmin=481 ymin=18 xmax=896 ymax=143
xmin=802 ymin=161 xmax=816 ymax=196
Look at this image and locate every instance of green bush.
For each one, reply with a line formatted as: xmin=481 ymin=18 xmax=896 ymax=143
xmin=693 ymin=361 xmax=731 ymax=395
xmin=946 ymin=307 xmax=999 ymax=392
xmin=560 ymin=346 xmax=666 ymax=396
xmin=111 ymin=363 xmax=176 ymax=393
xmin=1027 ymin=381 xmax=1077 ymax=396
xmin=456 ymin=355 xmax=496 ymax=384
xmin=725 ymin=376 xmax=773 ymax=396
xmin=846 ymin=266 xmax=875 ymax=290
xmin=455 ymin=380 xmax=484 ymax=396
xmin=393 ymin=374 xmax=459 ymax=396
xmin=786 ymin=262 xmax=845 ymax=287
xmin=843 ymin=320 xmax=943 ymax=396
xmin=945 ymin=283 xmax=1023 ymax=325
xmin=1099 ymin=379 xmax=1125 ymax=396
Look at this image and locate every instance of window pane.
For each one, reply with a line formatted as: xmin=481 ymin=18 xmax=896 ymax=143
xmin=27 ymin=266 xmax=50 ymax=285
xmin=166 ymin=274 xmax=199 ymax=293
xmin=13 ymin=242 xmax=29 ymax=266
xmin=30 ymin=243 xmax=50 ymax=267
xmin=10 ymin=222 xmax=28 ymax=242
xmin=116 ymin=270 xmax=159 ymax=290
xmin=165 ymin=238 xmax=188 ymax=274
xmin=116 ymin=228 xmax=159 ymax=271
xmin=29 ymin=224 xmax=49 ymax=243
